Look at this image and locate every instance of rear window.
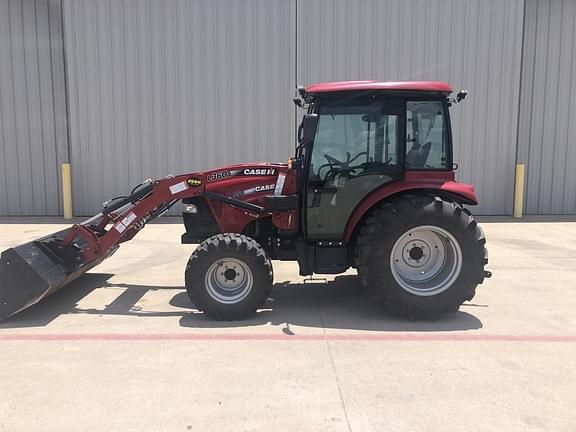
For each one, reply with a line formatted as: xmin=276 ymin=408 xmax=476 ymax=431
xmin=406 ymin=101 xmax=449 ymax=170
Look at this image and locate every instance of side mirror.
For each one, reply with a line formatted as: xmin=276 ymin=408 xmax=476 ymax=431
xmin=449 ymin=90 xmax=468 ymax=106
xmin=456 ymin=90 xmax=468 ymax=102
xmin=299 ymin=114 xmax=319 ymax=144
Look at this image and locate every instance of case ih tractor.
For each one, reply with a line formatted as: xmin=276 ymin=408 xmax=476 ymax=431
xmin=0 ymin=81 xmax=490 ymax=322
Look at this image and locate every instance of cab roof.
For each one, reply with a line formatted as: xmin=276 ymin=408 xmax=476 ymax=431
xmin=305 ymin=81 xmax=452 ymax=94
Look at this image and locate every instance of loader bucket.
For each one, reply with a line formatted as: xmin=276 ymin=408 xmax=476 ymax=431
xmin=0 ymin=228 xmax=108 ymax=322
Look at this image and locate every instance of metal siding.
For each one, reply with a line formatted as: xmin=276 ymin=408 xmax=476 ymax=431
xmin=62 ymin=0 xmax=295 ymax=215
xmin=0 ymin=0 xmax=65 ymax=215
xmin=518 ymin=0 xmax=576 ymax=214
xmin=296 ymin=0 xmax=524 ymax=215
xmin=3 ymin=0 xmax=574 ymax=217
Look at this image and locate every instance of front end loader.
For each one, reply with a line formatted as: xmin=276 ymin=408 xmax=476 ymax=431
xmin=0 ymin=81 xmax=490 ymax=322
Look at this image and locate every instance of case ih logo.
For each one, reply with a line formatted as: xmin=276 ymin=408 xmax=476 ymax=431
xmin=254 ymin=184 xmax=275 ymax=192
xmin=231 ymin=183 xmax=275 ymax=198
xmin=243 ymin=168 xmax=276 ymax=176
xmin=207 ymin=168 xmax=276 ymax=182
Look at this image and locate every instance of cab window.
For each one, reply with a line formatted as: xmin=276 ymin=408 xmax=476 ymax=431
xmin=406 ymin=101 xmax=449 ymax=170
xmin=309 ymin=105 xmax=400 ymax=182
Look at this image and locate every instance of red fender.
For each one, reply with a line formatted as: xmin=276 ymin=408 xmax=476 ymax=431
xmin=344 ymin=171 xmax=478 ymax=241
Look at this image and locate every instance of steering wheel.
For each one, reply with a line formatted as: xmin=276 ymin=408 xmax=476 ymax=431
xmin=320 ymin=153 xmax=362 ymax=180
xmin=347 ymin=151 xmax=368 ymax=165
xmin=324 ymin=153 xmax=344 ymax=168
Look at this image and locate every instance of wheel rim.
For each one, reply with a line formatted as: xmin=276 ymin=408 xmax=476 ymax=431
xmin=390 ymin=225 xmax=463 ymax=296
xmin=205 ymin=258 xmax=253 ymax=304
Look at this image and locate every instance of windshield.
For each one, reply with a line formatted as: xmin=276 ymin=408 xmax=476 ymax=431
xmin=309 ymin=104 xmax=400 ymax=182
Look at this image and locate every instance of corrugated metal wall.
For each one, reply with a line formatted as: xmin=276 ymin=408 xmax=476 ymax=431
xmin=296 ymin=0 xmax=525 ymax=215
xmin=517 ymin=0 xmax=576 ymax=214
xmin=62 ymin=0 xmax=295 ymax=215
xmin=2 ymin=0 xmax=575 ymax=216
xmin=0 ymin=0 xmax=68 ymax=215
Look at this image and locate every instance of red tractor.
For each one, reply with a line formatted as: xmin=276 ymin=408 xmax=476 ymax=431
xmin=0 ymin=81 xmax=489 ymax=322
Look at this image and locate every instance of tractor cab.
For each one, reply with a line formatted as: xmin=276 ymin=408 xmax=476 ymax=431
xmin=293 ymin=81 xmax=465 ymax=242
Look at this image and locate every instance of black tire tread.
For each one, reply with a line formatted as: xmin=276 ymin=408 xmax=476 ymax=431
xmin=355 ymin=194 xmax=487 ymax=320
xmin=185 ymin=233 xmax=273 ymax=321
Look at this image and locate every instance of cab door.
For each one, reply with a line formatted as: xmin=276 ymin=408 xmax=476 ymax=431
xmin=306 ymin=98 xmax=404 ymax=240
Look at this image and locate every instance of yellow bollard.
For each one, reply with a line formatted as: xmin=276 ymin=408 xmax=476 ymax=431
xmin=62 ymin=163 xmax=73 ymax=219
xmin=513 ymin=163 xmax=525 ymax=219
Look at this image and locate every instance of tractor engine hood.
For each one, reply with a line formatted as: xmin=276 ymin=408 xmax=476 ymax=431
xmin=202 ymin=162 xmax=293 ymax=202
xmin=184 ymin=162 xmax=296 ymax=235
xmin=204 ymin=162 xmax=288 ymax=188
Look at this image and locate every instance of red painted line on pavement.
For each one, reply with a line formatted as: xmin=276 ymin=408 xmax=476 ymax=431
xmin=0 ymin=333 xmax=576 ymax=342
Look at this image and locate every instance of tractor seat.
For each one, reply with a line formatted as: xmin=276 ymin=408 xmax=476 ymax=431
xmin=406 ymin=141 xmax=431 ymax=168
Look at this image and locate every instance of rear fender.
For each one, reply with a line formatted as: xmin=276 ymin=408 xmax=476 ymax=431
xmin=344 ymin=174 xmax=478 ymax=242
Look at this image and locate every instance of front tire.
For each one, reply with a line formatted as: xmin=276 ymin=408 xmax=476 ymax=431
xmin=355 ymin=194 xmax=488 ymax=320
xmin=185 ymin=234 xmax=273 ymax=320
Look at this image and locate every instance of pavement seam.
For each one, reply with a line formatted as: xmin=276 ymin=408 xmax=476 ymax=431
xmin=313 ymin=284 xmax=353 ymax=432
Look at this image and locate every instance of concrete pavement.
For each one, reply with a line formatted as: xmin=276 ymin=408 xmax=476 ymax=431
xmin=0 ymin=218 xmax=575 ymax=431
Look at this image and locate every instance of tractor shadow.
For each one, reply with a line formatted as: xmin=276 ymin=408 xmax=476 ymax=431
xmin=0 ymin=273 xmax=483 ymax=332
xmin=0 ymin=273 xmax=114 ymax=328
xmin=0 ymin=273 xmax=184 ymax=328
xmin=177 ymin=275 xmax=484 ymax=332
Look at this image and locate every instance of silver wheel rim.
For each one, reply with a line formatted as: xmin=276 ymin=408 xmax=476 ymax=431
xmin=205 ymin=258 xmax=253 ymax=304
xmin=390 ymin=225 xmax=463 ymax=296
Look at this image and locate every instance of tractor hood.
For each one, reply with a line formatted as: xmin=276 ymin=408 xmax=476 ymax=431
xmin=204 ymin=162 xmax=287 ymax=182
xmin=202 ymin=162 xmax=292 ymax=199
xmin=181 ymin=162 xmax=296 ymax=236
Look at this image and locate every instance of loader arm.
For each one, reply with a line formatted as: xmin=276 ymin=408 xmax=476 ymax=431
xmin=0 ymin=172 xmax=266 ymax=322
xmin=70 ymin=173 xmax=208 ymax=262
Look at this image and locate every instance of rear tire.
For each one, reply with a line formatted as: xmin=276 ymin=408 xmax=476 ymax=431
xmin=185 ymin=234 xmax=273 ymax=320
xmin=355 ymin=194 xmax=488 ymax=320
